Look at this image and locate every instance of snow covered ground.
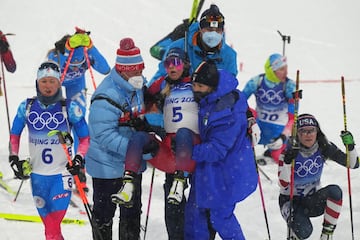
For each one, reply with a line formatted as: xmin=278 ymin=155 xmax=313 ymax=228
xmin=1 ymin=0 xmax=360 ymax=239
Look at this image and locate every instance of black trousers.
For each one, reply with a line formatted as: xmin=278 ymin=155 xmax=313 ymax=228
xmin=92 ymin=175 xmax=142 ymax=240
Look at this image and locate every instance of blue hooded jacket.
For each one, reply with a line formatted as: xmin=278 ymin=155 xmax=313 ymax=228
xmin=148 ymin=22 xmax=238 ymax=86
xmin=192 ymin=69 xmax=258 ymax=208
xmin=86 ymin=68 xmax=146 ymax=179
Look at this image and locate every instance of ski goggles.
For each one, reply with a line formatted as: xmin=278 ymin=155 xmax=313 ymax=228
xmin=200 ymin=15 xmax=224 ymax=29
xmin=164 ymin=57 xmax=184 ymax=70
xmin=38 ymin=61 xmax=60 ymax=72
xmin=37 ymin=61 xmax=61 ymax=80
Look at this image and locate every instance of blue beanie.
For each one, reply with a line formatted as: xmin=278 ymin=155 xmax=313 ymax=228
xmin=165 ymin=47 xmax=186 ymax=61
xmin=269 ymin=53 xmax=287 ymax=71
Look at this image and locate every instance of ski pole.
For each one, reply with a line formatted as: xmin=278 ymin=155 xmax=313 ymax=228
xmin=257 ymin=165 xmax=272 ymax=184
xmin=13 ymin=158 xmax=31 ymax=202
xmin=287 ymin=70 xmax=301 ymax=240
xmin=341 ymin=76 xmax=354 ymax=240
xmin=277 ymin=30 xmax=291 ymax=56
xmin=13 ymin=179 xmax=24 ymax=202
xmin=252 ymin=147 xmax=271 ymax=240
xmin=59 ymin=48 xmax=74 ymax=84
xmin=83 ymin=47 xmax=97 ymax=90
xmin=0 ymin=57 xmax=12 ymax=135
xmin=143 ymin=167 xmax=156 ymax=240
xmin=47 ymin=130 xmax=103 ymax=240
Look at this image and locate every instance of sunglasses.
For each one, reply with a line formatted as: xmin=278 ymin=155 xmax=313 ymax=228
xmin=164 ymin=57 xmax=184 ymax=70
xmin=39 ymin=61 xmax=60 ymax=72
xmin=298 ymin=127 xmax=317 ymax=135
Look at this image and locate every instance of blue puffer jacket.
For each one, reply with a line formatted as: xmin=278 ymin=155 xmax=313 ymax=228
xmin=86 ymin=68 xmax=146 ymax=179
xmin=148 ymin=22 xmax=238 ymax=86
xmin=192 ymin=70 xmax=258 ymax=209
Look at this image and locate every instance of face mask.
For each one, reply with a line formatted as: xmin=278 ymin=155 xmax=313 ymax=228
xmin=128 ymin=76 xmax=144 ymax=89
xmin=193 ymin=91 xmax=209 ymax=103
xmin=201 ymin=31 xmax=223 ymax=48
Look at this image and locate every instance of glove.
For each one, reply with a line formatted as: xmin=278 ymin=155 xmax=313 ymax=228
xmin=0 ymin=39 xmax=9 ymax=53
xmin=340 ymin=130 xmax=355 ymax=151
xmin=68 ymin=33 xmax=92 ymax=49
xmin=54 ymin=34 xmax=70 ymax=54
xmin=130 ymin=117 xmax=151 ymax=131
xmin=283 ymin=140 xmax=300 ymax=164
xmin=9 ymin=155 xmax=30 ymax=180
xmin=66 ymin=154 xmax=84 ymax=176
xmin=267 ymin=134 xmax=286 ymax=150
xmin=247 ymin=117 xmax=261 ymax=146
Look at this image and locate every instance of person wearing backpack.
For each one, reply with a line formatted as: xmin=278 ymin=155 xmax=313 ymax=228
xmin=242 ymin=53 xmax=296 ymax=164
xmin=47 ymin=28 xmax=111 ymax=192
xmin=149 ymin=4 xmax=237 ymax=86
xmin=86 ymin=37 xmax=151 ymax=240
xmin=9 ymin=60 xmax=89 ymax=240
xmin=111 ymin=47 xmax=200 ymax=240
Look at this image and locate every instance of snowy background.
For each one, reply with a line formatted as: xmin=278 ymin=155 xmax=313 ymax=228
xmin=1 ymin=0 xmax=360 ymax=239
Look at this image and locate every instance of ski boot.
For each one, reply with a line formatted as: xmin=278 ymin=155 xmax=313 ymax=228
xmin=320 ymin=223 xmax=335 ymax=240
xmin=167 ymin=171 xmax=186 ymax=205
xmin=111 ymin=171 xmax=136 ymax=207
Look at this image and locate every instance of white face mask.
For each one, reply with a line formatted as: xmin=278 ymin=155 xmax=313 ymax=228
xmin=128 ymin=76 xmax=144 ymax=89
xmin=201 ymin=31 xmax=223 ymax=48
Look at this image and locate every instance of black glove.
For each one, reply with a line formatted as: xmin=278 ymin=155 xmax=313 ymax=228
xmin=9 ymin=155 xmax=30 ymax=180
xmin=283 ymin=139 xmax=300 ymax=164
xmin=340 ymin=130 xmax=355 ymax=151
xmin=66 ymin=155 xmax=84 ymax=176
xmin=0 ymin=39 xmax=9 ymax=53
xmin=130 ymin=117 xmax=153 ymax=132
xmin=170 ymin=19 xmax=189 ymax=41
xmin=54 ymin=34 xmax=70 ymax=54
xmin=142 ymin=140 xmax=159 ymax=157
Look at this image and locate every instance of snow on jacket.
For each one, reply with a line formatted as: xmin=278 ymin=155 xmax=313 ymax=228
xmin=86 ymin=68 xmax=148 ymax=179
xmin=191 ymin=69 xmax=258 ymax=208
xmin=148 ymin=22 xmax=237 ymax=85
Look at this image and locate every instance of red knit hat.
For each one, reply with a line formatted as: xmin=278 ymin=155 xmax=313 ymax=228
xmin=115 ymin=38 xmax=144 ymax=72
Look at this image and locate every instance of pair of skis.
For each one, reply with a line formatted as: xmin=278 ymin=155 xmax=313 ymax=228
xmin=0 ymin=212 xmax=86 ymax=225
xmin=0 ymin=172 xmax=16 ymax=196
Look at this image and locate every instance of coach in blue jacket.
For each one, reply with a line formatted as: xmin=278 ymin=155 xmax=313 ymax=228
xmin=185 ymin=61 xmax=258 ymax=240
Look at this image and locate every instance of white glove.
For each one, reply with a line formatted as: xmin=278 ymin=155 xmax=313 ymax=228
xmin=267 ymin=134 xmax=286 ymax=150
xmin=247 ymin=117 xmax=261 ymax=146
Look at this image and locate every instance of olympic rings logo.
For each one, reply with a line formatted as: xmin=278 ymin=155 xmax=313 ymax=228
xmin=295 ymin=155 xmax=323 ymax=177
xmin=256 ymin=88 xmax=285 ymax=105
xmin=28 ymin=111 xmax=66 ymax=130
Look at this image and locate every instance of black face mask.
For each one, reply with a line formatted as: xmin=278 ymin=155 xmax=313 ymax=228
xmin=193 ymin=91 xmax=209 ymax=103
